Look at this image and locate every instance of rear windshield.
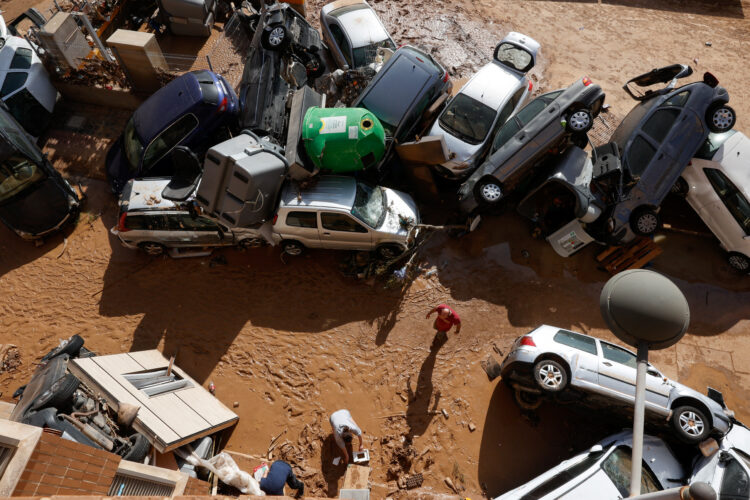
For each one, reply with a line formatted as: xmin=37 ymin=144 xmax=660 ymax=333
xmin=358 ymin=55 xmax=432 ymax=134
xmin=695 ymin=130 xmax=737 ymax=160
xmin=494 ymin=42 xmax=533 ymax=72
xmin=439 ymin=94 xmax=496 ymax=145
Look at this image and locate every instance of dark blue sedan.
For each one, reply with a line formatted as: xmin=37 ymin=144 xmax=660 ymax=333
xmin=106 ymin=70 xmax=239 ymax=194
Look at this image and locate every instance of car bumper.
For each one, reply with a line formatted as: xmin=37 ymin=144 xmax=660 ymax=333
xmin=500 ymin=348 xmax=537 ymax=382
xmin=110 ymin=227 xmax=139 ymax=250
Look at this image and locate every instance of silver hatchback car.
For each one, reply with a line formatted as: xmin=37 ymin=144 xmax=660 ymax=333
xmin=500 ymin=325 xmax=734 ymax=444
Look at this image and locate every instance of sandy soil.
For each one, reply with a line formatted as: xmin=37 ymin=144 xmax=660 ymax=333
xmin=2 ymin=0 xmax=750 ymax=498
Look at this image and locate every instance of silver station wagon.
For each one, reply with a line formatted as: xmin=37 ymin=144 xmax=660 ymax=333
xmin=500 ymin=324 xmax=734 ymax=444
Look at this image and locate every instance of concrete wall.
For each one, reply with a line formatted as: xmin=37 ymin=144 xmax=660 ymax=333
xmin=55 ymin=83 xmax=144 ymax=110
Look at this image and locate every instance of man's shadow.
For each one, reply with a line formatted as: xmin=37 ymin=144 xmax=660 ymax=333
xmin=405 ymin=333 xmax=447 ymax=440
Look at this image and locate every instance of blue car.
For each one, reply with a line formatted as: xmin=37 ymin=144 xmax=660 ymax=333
xmin=106 ymin=70 xmax=239 ymax=193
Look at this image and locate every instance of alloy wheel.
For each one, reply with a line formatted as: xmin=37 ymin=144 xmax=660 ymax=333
xmin=712 ymin=108 xmax=734 ymax=130
xmin=637 ymin=213 xmax=659 ymax=234
xmin=480 ymin=183 xmax=502 ymax=203
xmin=537 ymin=363 xmax=563 ymax=390
xmin=678 ymin=410 xmax=705 ymax=436
xmin=729 ymin=254 xmax=750 ymax=271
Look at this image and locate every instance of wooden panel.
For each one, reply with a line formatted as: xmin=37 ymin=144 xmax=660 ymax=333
xmin=69 ymin=358 xmax=180 ymax=446
xmin=342 ymin=465 xmax=369 ymax=490
xmin=126 ymin=350 xmax=172 ymax=370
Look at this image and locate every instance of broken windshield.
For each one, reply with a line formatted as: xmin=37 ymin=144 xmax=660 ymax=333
xmin=439 ymin=94 xmax=496 ymax=145
xmin=0 ymin=154 xmax=45 ymax=203
xmin=494 ymin=42 xmax=533 ymax=73
xmin=351 ymin=182 xmax=386 ymax=228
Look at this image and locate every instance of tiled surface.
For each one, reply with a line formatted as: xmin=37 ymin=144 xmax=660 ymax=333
xmin=12 ymin=432 xmax=121 ymax=496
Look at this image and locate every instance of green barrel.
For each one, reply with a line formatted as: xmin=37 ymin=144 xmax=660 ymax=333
xmin=302 ymin=107 xmax=385 ymax=172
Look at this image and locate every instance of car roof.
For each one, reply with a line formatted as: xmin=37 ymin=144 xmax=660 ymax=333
xmin=280 ymin=176 xmax=357 ymax=211
xmin=703 ymin=131 xmax=750 ymax=195
xmin=123 ymin=178 xmax=180 ymax=211
xmin=133 ymin=72 xmax=204 ymax=142
xmin=460 ymin=61 xmax=524 ymax=109
xmin=335 ymin=4 xmax=389 ymax=48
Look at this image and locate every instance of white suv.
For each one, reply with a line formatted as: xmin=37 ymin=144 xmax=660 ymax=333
xmin=674 ymin=130 xmax=750 ymax=273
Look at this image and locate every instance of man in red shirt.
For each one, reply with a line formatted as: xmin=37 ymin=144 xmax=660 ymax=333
xmin=426 ymin=304 xmax=461 ymax=345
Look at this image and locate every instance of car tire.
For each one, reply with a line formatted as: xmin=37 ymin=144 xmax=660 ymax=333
xmin=572 ymin=133 xmax=589 ymax=149
xmin=121 ymin=433 xmax=150 ymax=463
xmin=475 ymin=178 xmax=504 ymax=206
xmin=31 ymin=374 xmax=79 ymax=412
xmin=261 ymin=23 xmax=288 ymax=51
xmin=376 ymin=244 xmax=405 ymax=260
xmin=630 ymin=207 xmax=660 ymax=236
xmin=139 ymin=242 xmax=166 ymax=256
xmin=566 ymin=109 xmax=593 ymax=133
xmin=727 ymin=252 xmax=750 ymax=273
xmin=281 ymin=240 xmax=304 ymax=256
xmin=41 ymin=334 xmax=84 ymax=362
xmin=304 ymin=52 xmax=325 ymax=79
xmin=706 ymin=103 xmax=736 ymax=133
xmin=514 ymin=387 xmax=543 ymax=410
xmin=671 ymin=405 xmax=709 ymax=443
xmin=533 ymin=359 xmax=568 ymax=393
xmin=670 ymin=177 xmax=689 ymax=197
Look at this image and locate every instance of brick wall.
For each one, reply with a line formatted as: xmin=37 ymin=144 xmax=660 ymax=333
xmin=182 ymin=476 xmax=211 ymax=496
xmin=12 ymin=432 xmax=121 ymax=496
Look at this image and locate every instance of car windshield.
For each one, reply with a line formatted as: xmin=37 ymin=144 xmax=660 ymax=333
xmin=0 ymin=154 xmax=45 ymax=203
xmin=352 ymin=39 xmax=396 ymax=68
xmin=494 ymin=42 xmax=533 ymax=72
xmin=601 ymin=446 xmax=662 ymax=496
xmin=351 ymin=182 xmax=386 ymax=228
xmin=695 ymin=130 xmax=737 ymax=160
xmin=439 ymin=94 xmax=497 ymax=145
xmin=122 ymin=117 xmax=144 ymax=172
xmin=521 ymin=448 xmax=607 ymax=499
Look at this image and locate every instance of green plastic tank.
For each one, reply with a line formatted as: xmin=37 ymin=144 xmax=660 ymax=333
xmin=302 ymin=107 xmax=385 ymax=172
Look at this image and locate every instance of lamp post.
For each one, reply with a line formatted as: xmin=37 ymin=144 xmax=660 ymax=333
xmin=600 ymin=270 xmax=690 ymax=497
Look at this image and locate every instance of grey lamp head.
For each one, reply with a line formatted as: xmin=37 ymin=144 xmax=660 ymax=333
xmin=599 ymin=269 xmax=690 ymax=350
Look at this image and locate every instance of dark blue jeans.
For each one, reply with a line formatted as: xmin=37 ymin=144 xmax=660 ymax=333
xmin=259 ymin=460 xmax=304 ymax=496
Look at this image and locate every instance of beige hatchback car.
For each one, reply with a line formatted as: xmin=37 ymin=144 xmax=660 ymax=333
xmin=272 ymin=176 xmax=419 ymax=258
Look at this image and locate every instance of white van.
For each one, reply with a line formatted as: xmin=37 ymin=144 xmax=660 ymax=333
xmin=0 ymin=14 xmax=58 ymax=137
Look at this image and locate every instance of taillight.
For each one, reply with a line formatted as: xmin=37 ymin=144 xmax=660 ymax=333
xmin=272 ymin=214 xmax=278 ymax=225
xmin=528 ymin=80 xmax=533 ymax=92
xmin=582 ymin=77 xmax=592 ymax=86
xmin=218 ymin=96 xmax=228 ymax=112
xmin=520 ymin=336 xmax=536 ymax=347
xmin=118 ymin=213 xmax=130 ymax=232
xmin=442 ymin=70 xmax=450 ymax=83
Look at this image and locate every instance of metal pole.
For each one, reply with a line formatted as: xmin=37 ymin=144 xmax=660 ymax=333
xmin=631 ymin=341 xmax=649 ymax=497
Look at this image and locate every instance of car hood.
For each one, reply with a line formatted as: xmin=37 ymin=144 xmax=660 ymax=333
xmin=106 ymin=136 xmax=132 ymax=194
xmin=0 ymin=176 xmax=75 ymax=237
xmin=377 ymin=187 xmax=419 ymax=236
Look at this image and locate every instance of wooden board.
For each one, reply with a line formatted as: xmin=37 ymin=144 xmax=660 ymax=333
xmin=342 ymin=465 xmax=370 ymax=490
xmin=70 ymin=350 xmax=238 ymax=452
xmin=596 ymin=237 xmax=663 ymax=275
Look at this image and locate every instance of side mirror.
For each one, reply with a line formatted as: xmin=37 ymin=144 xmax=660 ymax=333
xmin=589 ymin=444 xmax=603 ymax=454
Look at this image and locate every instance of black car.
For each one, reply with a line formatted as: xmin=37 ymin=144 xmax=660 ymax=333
xmin=588 ymin=64 xmax=735 ymax=244
xmin=0 ymin=103 xmax=80 ymax=240
xmin=457 ymin=77 xmax=605 ymax=213
xmin=352 ymin=45 xmax=452 ymax=169
xmin=238 ymin=2 xmax=326 ymax=143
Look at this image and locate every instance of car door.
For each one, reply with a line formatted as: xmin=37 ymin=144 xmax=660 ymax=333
xmin=141 ymin=114 xmax=199 ymax=176
xmin=280 ymin=210 xmax=321 ymax=248
xmin=701 ymin=168 xmax=750 ymax=251
xmin=550 ymin=329 xmax=600 ymax=386
xmin=328 ymin=23 xmax=353 ymax=68
xmin=171 ymin=214 xmax=225 ymax=246
xmin=597 ymin=341 xmax=671 ymax=409
xmin=319 ymin=211 xmax=372 ymax=249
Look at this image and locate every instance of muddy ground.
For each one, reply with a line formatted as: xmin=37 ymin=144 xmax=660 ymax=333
xmin=2 ymin=0 xmax=750 ymax=498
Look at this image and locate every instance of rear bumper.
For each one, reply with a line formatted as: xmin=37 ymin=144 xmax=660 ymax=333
xmin=500 ymin=348 xmax=537 ymax=382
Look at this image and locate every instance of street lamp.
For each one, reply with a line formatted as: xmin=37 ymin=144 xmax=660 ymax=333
xmin=600 ymin=269 xmax=690 ymax=497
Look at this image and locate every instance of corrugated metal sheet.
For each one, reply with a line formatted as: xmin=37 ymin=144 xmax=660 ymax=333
xmin=107 ymin=473 xmax=174 ymax=497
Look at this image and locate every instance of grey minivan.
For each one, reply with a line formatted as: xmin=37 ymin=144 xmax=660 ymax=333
xmin=593 ymin=64 xmax=735 ymax=244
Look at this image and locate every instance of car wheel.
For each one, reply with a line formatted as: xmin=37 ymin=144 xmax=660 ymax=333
xmin=533 ymin=359 xmax=568 ymax=393
xmin=727 ymin=252 xmax=750 ymax=273
xmin=41 ymin=334 xmax=84 ymax=362
xmin=706 ymin=103 xmax=736 ymax=133
xmin=670 ymin=177 xmax=689 ymax=197
xmin=121 ymin=433 xmax=150 ymax=463
xmin=282 ymin=240 xmax=304 ymax=256
xmin=139 ymin=242 xmax=166 ymax=256
xmin=572 ymin=133 xmax=589 ymax=149
xmin=475 ymin=178 xmax=504 ymax=205
xmin=261 ymin=24 xmax=288 ymax=51
xmin=31 ymin=374 xmax=80 ymax=412
xmin=630 ymin=207 xmax=660 ymax=236
xmin=514 ymin=387 xmax=543 ymax=410
xmin=304 ymin=52 xmax=325 ymax=79
xmin=376 ymin=244 xmax=405 ymax=260
xmin=567 ymin=109 xmax=593 ymax=133
xmin=239 ymin=237 xmax=264 ymax=249
xmin=671 ymin=405 xmax=709 ymax=443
